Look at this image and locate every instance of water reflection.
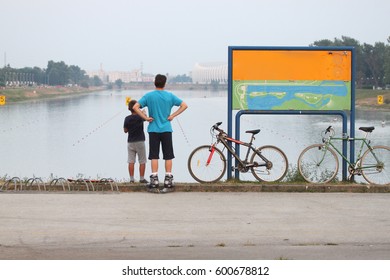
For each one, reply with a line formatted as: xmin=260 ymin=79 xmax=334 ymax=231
xmin=0 ymin=90 xmax=389 ymax=182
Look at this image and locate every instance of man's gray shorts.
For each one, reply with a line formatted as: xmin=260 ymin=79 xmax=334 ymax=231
xmin=127 ymin=141 xmax=147 ymax=164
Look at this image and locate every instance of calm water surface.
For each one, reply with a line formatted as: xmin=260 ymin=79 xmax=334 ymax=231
xmin=1 ymin=90 xmax=389 ymax=182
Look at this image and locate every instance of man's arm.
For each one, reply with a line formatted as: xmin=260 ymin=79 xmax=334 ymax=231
xmin=168 ymin=101 xmax=188 ymax=121
xmin=133 ymin=102 xmax=153 ymax=122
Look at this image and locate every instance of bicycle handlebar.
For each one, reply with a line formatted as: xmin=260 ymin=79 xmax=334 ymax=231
xmin=211 ymin=122 xmax=227 ymax=138
xmin=322 ymin=126 xmax=335 ymax=141
xmin=213 ymin=122 xmax=223 ymax=130
xmin=212 ymin=122 xmax=225 ymax=133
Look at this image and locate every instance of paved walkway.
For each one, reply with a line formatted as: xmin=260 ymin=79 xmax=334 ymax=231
xmin=0 ymin=192 xmax=389 ymax=259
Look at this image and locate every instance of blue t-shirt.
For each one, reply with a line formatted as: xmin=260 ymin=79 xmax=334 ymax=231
xmin=138 ymin=90 xmax=183 ymax=133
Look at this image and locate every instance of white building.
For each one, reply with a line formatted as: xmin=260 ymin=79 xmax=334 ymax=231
xmin=106 ymin=69 xmax=142 ymax=83
xmin=87 ymin=68 xmax=153 ymax=83
xmin=192 ymin=62 xmax=228 ymax=84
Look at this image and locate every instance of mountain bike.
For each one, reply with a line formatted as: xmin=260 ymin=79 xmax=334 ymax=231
xmin=187 ymin=122 xmax=288 ymax=183
xmin=298 ymin=126 xmax=390 ymax=185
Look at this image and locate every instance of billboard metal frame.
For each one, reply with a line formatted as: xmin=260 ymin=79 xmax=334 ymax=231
xmin=227 ymin=46 xmax=356 ymax=181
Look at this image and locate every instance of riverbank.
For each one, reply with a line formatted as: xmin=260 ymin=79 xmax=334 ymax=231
xmin=0 ymin=85 xmax=106 ymax=103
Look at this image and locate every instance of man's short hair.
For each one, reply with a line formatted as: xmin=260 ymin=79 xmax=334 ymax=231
xmin=128 ymin=99 xmax=137 ymax=112
xmin=154 ymin=74 xmax=167 ymax=88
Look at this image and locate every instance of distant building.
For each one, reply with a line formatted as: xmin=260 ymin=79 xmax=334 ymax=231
xmin=106 ymin=69 xmax=143 ymax=83
xmin=87 ymin=64 xmax=154 ymax=84
xmin=192 ymin=62 xmax=227 ymax=84
xmin=87 ymin=64 xmax=108 ymax=83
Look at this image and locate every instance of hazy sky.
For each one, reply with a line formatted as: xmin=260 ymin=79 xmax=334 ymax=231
xmin=1 ymin=0 xmax=389 ymax=75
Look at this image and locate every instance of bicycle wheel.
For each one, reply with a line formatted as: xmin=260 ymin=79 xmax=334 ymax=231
xmin=188 ymin=145 xmax=226 ymax=183
xmin=361 ymin=145 xmax=390 ymax=185
xmin=298 ymin=144 xmax=339 ymax=184
xmin=250 ymin=145 xmax=288 ymax=182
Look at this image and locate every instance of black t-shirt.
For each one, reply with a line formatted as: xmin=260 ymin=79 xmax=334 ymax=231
xmin=123 ymin=114 xmax=145 ymax=142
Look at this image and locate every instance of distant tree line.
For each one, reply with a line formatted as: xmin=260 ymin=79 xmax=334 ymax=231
xmin=311 ymin=36 xmax=390 ymax=89
xmin=169 ymin=74 xmax=192 ymax=84
xmin=0 ymin=60 xmax=103 ymax=87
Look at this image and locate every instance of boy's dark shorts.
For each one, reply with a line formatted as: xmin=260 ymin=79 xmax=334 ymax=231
xmin=148 ymin=132 xmax=175 ymax=160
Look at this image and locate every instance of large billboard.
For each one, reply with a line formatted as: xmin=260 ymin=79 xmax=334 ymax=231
xmin=231 ymin=48 xmax=352 ymax=111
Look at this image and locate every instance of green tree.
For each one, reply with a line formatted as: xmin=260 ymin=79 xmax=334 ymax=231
xmin=68 ymin=65 xmax=87 ymax=85
xmin=115 ymin=79 xmax=123 ymax=89
xmin=384 ymin=36 xmax=390 ymax=86
xmin=311 ymin=35 xmax=388 ymax=88
xmin=362 ymin=42 xmax=386 ymax=88
xmin=169 ymin=74 xmax=192 ymax=84
xmin=46 ymin=61 xmax=70 ymax=86
xmin=92 ymin=75 xmax=103 ymax=86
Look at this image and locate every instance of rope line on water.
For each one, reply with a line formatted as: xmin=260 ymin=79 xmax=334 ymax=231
xmin=242 ymin=118 xmax=304 ymax=148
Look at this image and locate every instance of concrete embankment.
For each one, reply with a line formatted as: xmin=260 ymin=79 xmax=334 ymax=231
xmin=119 ymin=182 xmax=390 ymax=193
xmin=3 ymin=180 xmax=388 ymax=193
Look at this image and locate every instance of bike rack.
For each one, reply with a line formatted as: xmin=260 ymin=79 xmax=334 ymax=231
xmin=49 ymin=177 xmax=71 ymax=191
xmin=1 ymin=176 xmax=120 ymax=192
xmin=25 ymin=177 xmax=46 ymax=191
xmin=73 ymin=179 xmax=94 ymax=191
xmin=2 ymin=177 xmax=23 ymax=191
xmin=233 ymin=110 xmax=349 ymax=181
xmin=95 ymin=178 xmax=119 ymax=192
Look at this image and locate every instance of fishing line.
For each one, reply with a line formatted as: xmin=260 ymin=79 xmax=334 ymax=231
xmin=72 ymin=109 xmax=125 ymax=147
xmin=175 ymin=116 xmax=191 ymax=146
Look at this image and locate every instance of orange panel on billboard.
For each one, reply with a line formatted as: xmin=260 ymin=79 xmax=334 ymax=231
xmin=232 ymin=50 xmax=352 ymax=81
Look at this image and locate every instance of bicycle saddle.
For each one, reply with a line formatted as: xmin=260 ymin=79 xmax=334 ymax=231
xmin=359 ymin=127 xmax=375 ymax=133
xmin=246 ymin=129 xmax=260 ymax=135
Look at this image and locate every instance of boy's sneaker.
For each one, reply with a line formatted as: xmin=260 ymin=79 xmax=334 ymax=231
xmin=147 ymin=175 xmax=159 ymax=189
xmin=139 ymin=178 xmax=149 ymax=184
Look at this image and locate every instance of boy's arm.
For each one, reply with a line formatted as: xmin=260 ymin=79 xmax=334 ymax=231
xmin=123 ymin=119 xmax=128 ymax=133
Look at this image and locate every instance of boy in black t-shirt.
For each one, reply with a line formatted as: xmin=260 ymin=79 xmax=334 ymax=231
xmin=123 ymin=100 xmax=148 ymax=183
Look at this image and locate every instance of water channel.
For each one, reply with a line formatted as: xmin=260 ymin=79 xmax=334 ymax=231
xmin=1 ymin=89 xmax=389 ymax=183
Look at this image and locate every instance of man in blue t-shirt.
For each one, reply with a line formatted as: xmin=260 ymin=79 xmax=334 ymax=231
xmin=133 ymin=74 xmax=188 ymax=192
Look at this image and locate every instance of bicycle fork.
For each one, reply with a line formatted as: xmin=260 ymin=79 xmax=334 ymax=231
xmin=206 ymin=145 xmax=217 ymax=166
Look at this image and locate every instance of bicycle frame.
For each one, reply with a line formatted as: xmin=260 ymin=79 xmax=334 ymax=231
xmin=210 ymin=133 xmax=269 ymax=169
xmin=322 ymin=135 xmax=380 ymax=171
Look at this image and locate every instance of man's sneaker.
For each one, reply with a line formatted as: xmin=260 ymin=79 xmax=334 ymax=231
xmin=147 ymin=175 xmax=159 ymax=188
xmin=164 ymin=174 xmax=174 ymax=188
xmin=139 ymin=178 xmax=149 ymax=184
xmin=160 ymin=186 xmax=175 ymax=193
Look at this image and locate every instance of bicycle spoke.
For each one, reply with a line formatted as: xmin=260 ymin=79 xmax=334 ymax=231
xmin=361 ymin=146 xmax=390 ymax=185
xmin=250 ymin=145 xmax=288 ymax=182
xmin=298 ymin=144 xmax=339 ymax=184
xmin=188 ymin=145 xmax=226 ymax=183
